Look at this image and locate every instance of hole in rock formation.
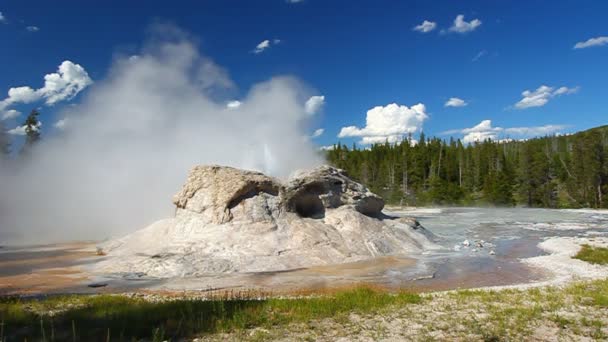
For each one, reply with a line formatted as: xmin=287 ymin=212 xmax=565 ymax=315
xmin=294 ymin=193 xmax=326 ymax=218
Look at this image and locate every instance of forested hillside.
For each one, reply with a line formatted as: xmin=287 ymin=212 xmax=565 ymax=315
xmin=326 ymin=126 xmax=608 ymax=208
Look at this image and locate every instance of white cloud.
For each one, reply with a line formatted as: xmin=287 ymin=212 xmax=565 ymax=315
xmin=319 ymin=145 xmax=335 ymax=151
xmin=0 ymin=12 xmax=5 ymax=23
xmin=461 ymin=120 xmax=501 ymax=143
xmin=7 ymin=121 xmax=41 ymax=136
xmin=1 ymin=109 xmax=20 ymax=121
xmin=0 ymin=61 xmax=92 ymax=112
xmin=253 ymin=40 xmax=270 ymax=54
xmin=305 ymin=95 xmax=325 ymax=115
xmin=54 ymin=118 xmax=68 ymax=129
xmin=226 ymin=100 xmax=242 ymax=109
xmin=504 ymin=124 xmax=566 ymax=136
xmin=413 ymin=20 xmax=437 ymax=33
xmin=338 ymin=103 xmax=428 ymax=144
xmin=26 ymin=26 xmax=39 ymax=32
xmin=253 ymin=39 xmax=281 ymax=54
xmin=514 ymin=85 xmax=578 ymax=109
xmin=311 ymin=128 xmax=324 ymax=138
xmin=448 ymin=15 xmax=482 ymax=34
xmin=445 ymin=97 xmax=467 ymax=107
xmin=40 ymin=61 xmax=93 ymax=105
xmin=574 ymin=36 xmax=608 ymax=49
xmin=286 ymin=0 xmax=304 ymax=3
xmin=445 ymin=119 xmax=567 ymax=143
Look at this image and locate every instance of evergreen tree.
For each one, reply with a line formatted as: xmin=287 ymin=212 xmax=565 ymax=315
xmin=325 ymin=125 xmax=608 ymax=209
xmin=22 ymin=109 xmax=41 ymax=152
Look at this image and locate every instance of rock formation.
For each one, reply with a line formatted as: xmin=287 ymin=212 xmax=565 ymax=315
xmin=95 ymin=165 xmax=438 ymax=278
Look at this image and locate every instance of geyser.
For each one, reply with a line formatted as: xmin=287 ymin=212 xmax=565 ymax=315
xmin=93 ymin=165 xmax=439 ymax=278
xmin=0 ymin=25 xmax=323 ymax=244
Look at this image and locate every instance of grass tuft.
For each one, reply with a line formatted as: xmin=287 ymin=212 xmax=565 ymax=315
xmin=574 ymin=244 xmax=608 ymax=265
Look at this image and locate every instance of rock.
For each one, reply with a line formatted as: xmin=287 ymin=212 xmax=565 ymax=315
xmin=462 ymin=239 xmax=470 ymax=247
xmin=454 ymin=245 xmax=462 ymax=251
xmin=284 ymin=165 xmax=384 ymax=218
xmin=489 ymin=250 xmax=496 ymax=255
xmin=95 ymin=165 xmax=439 ymax=277
xmin=172 ymin=165 xmax=281 ymax=224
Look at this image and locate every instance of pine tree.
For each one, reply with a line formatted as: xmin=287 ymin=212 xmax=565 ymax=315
xmin=324 ymin=125 xmax=608 ymax=208
xmin=21 ymin=109 xmax=41 ymax=154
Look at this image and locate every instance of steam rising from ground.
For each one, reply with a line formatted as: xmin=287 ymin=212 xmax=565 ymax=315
xmin=0 ymin=27 xmax=323 ymax=244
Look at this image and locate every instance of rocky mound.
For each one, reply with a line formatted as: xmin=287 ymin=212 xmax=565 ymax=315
xmin=94 ymin=165 xmax=438 ymax=278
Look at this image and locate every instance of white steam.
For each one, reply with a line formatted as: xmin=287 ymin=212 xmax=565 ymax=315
xmin=0 ymin=28 xmax=323 ymax=244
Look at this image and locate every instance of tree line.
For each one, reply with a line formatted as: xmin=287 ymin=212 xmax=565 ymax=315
xmin=326 ymin=126 xmax=608 ymax=209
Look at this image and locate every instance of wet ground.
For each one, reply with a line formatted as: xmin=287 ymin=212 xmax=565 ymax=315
xmin=1 ymin=207 xmax=607 ymax=295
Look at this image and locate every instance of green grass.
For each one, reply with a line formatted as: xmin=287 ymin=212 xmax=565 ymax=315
xmin=0 ymin=287 xmax=421 ymax=341
xmin=2 ymin=279 xmax=608 ymax=341
xmin=574 ymin=244 xmax=608 ymax=265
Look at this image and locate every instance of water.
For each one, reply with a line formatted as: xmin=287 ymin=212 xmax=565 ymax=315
xmin=386 ymin=207 xmax=608 ymax=291
xmin=2 ymin=208 xmax=608 ymax=294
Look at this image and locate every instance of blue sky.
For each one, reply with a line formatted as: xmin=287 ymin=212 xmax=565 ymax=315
xmin=1 ymin=0 xmax=607 ymax=147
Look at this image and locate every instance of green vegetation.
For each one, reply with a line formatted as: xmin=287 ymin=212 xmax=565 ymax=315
xmin=2 ymin=280 xmax=608 ymax=341
xmin=0 ymin=287 xmax=421 ymax=341
xmin=326 ymin=125 xmax=608 ymax=208
xmin=574 ymin=244 xmax=608 ymax=265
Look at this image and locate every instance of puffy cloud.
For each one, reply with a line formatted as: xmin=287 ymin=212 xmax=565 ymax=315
xmin=1 ymin=109 xmax=20 ymax=121
xmin=448 ymin=15 xmax=482 ymax=33
xmin=319 ymin=145 xmax=335 ymax=151
xmin=226 ymin=100 xmax=242 ymax=109
xmin=445 ymin=97 xmax=467 ymax=107
xmin=461 ymin=120 xmax=501 ymax=143
xmin=338 ymin=103 xmax=428 ymax=144
xmin=305 ymin=95 xmax=325 ymax=115
xmin=413 ymin=20 xmax=437 ymax=33
xmin=0 ymin=61 xmax=92 ymax=112
xmin=445 ymin=120 xmax=566 ymax=143
xmin=26 ymin=26 xmax=39 ymax=32
xmin=574 ymin=36 xmax=608 ymax=49
xmin=515 ymin=85 xmax=578 ymax=109
xmin=41 ymin=61 xmax=93 ymax=105
xmin=311 ymin=128 xmax=324 ymax=138
xmin=5 ymin=86 xmax=39 ymax=104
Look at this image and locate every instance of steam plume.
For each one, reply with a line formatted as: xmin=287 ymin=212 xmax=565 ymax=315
xmin=0 ymin=26 xmax=323 ymax=244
